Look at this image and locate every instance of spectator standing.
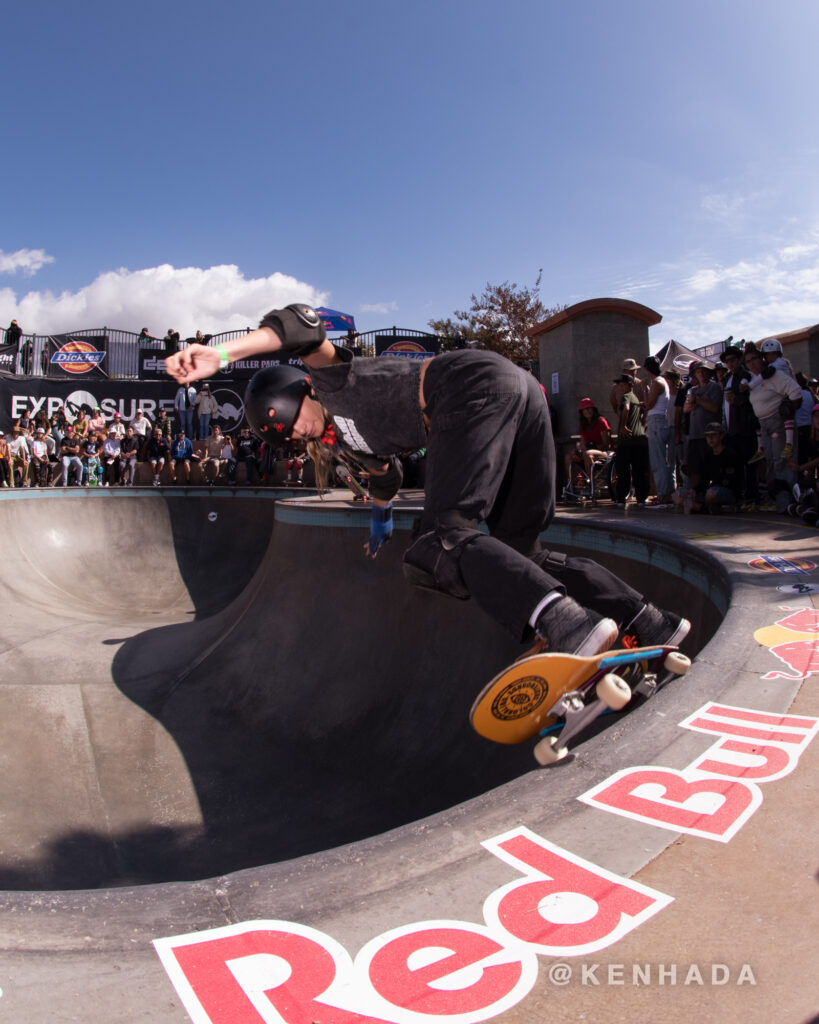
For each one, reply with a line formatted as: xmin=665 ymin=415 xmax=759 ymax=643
xmin=613 ymin=374 xmax=649 ymax=507
xmin=6 ymin=320 xmax=23 ymax=373
xmin=609 ymin=358 xmax=646 ymax=417
xmin=0 ymin=431 xmax=10 ymax=487
xmin=174 ymin=383 xmax=197 ymax=438
xmin=721 ymin=345 xmax=758 ymax=504
xmin=743 ymin=346 xmax=802 ymax=500
xmin=683 ymin=362 xmax=722 ymax=493
xmin=195 ymin=383 xmax=219 ymax=438
xmin=163 ymin=330 xmax=181 ymax=358
xmin=643 ymin=356 xmax=674 ymax=506
xmin=138 ymin=328 xmax=156 ymax=347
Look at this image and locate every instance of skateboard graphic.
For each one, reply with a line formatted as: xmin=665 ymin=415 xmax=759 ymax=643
xmin=470 ymin=645 xmax=691 ymax=765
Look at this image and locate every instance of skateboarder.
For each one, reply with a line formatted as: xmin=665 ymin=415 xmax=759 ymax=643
xmin=165 ymin=305 xmax=689 ymax=656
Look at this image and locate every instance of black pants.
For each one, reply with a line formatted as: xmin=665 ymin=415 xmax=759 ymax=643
xmin=406 ymin=351 xmax=643 ymax=640
xmin=614 ymin=438 xmax=650 ymax=503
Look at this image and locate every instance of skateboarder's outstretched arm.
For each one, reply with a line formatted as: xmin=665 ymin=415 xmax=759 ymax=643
xmin=165 ymin=305 xmax=342 ymax=384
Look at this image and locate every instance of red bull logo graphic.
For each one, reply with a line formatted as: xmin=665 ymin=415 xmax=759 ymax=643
xmin=747 ymin=555 xmax=816 ymax=574
xmin=50 ymin=340 xmax=105 ymax=374
xmin=754 ymin=606 xmax=819 ymax=680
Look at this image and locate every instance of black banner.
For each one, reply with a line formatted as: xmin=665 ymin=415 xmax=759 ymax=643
xmin=0 ymin=373 xmax=249 ymax=436
xmin=45 ymin=334 xmax=109 ymax=378
xmin=139 ymin=350 xmax=305 ymax=382
xmin=0 ymin=342 xmax=17 ymax=375
xmin=374 ymin=334 xmax=438 ymax=359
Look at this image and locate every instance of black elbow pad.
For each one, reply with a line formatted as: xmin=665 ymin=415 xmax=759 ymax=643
xmin=368 ymin=457 xmax=403 ymax=502
xmin=258 ymin=304 xmax=326 ymax=358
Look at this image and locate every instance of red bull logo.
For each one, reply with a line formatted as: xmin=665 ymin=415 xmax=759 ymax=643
xmin=747 ymin=555 xmax=816 ymax=574
xmin=754 ymin=606 xmax=819 ymax=680
xmin=50 ymin=340 xmax=105 ymax=374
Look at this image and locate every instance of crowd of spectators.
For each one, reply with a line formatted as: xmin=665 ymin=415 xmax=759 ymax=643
xmin=0 ymin=402 xmax=309 ymax=490
xmin=564 ymin=339 xmax=819 ymax=521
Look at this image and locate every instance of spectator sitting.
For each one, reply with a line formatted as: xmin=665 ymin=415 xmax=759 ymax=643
xmin=29 ymin=427 xmax=51 ymax=487
xmin=673 ymin=422 xmax=744 ymax=514
xmin=147 ymin=428 xmax=170 ymax=486
xmin=154 ymin=407 xmax=174 ymax=439
xmin=88 ymin=406 xmax=107 ymax=439
xmin=0 ymin=432 xmax=10 ymax=487
xmin=170 ymin=431 xmax=199 ymax=485
xmin=82 ymin=434 xmax=101 ymax=485
xmin=109 ymin=412 xmax=126 ymax=439
xmin=8 ymin=427 xmax=30 ymax=487
xmin=101 ymin=429 xmax=122 ymax=486
xmin=195 ymin=383 xmax=219 ymax=438
xmin=564 ymin=398 xmax=611 ymax=495
xmin=130 ymin=407 xmax=152 ymax=441
xmin=233 ymin=426 xmax=259 ymax=485
xmin=72 ymin=408 xmax=90 ymax=440
xmin=202 ymin=425 xmax=228 ymax=485
xmin=60 ymin=425 xmax=83 ymax=487
xmin=118 ymin=426 xmax=139 ymax=486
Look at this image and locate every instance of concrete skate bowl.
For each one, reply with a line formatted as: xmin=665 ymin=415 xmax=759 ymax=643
xmin=0 ymin=491 xmax=727 ymax=891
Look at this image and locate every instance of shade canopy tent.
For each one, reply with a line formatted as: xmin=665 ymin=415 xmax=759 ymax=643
xmin=655 ymin=339 xmax=716 ymax=376
xmin=316 ymin=307 xmax=357 ymax=333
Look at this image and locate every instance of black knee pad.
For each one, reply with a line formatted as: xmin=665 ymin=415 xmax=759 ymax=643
xmin=402 ymin=522 xmax=480 ymax=600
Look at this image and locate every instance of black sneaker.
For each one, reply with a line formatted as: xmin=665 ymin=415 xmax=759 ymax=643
xmin=533 ymin=596 xmax=618 ymax=656
xmin=619 ymin=603 xmax=690 ymax=650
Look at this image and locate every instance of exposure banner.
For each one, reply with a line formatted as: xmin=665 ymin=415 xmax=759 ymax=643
xmin=0 ymin=373 xmax=248 ymax=435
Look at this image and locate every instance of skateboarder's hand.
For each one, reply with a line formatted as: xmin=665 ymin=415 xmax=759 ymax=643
xmin=365 ymin=501 xmax=393 ymax=558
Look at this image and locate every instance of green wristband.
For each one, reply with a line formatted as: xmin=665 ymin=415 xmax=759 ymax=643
xmin=214 ymin=344 xmax=230 ymax=369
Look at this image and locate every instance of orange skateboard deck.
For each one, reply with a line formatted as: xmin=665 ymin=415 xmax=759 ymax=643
xmin=470 ymin=645 xmax=690 ymax=761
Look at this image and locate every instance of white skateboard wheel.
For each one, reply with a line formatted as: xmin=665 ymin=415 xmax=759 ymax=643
xmin=533 ymin=736 xmax=569 ymax=766
xmin=595 ymin=673 xmax=631 ymax=710
xmin=663 ymin=651 xmax=691 ymax=675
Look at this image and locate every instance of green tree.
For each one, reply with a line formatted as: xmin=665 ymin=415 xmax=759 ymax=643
xmin=428 ymin=271 xmax=564 ymax=362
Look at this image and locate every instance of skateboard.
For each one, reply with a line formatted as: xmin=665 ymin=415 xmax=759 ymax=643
xmin=470 ymin=645 xmax=690 ymax=765
xmin=341 ymin=471 xmax=369 ymax=502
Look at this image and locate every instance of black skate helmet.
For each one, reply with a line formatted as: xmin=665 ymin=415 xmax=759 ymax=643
xmin=244 ymin=364 xmax=313 ymax=440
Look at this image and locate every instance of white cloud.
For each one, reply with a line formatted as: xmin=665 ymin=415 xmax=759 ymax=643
xmin=652 ymin=245 xmax=819 ymax=351
xmin=360 ymin=301 xmax=398 ymax=315
xmin=0 ymin=264 xmax=328 ymax=336
xmin=0 ymin=248 xmax=54 ymax=276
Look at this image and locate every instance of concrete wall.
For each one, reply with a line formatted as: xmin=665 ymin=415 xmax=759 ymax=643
xmin=537 ymin=311 xmax=651 ymax=440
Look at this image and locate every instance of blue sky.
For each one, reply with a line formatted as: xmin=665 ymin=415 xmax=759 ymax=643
xmin=3 ymin=0 xmax=818 ymax=350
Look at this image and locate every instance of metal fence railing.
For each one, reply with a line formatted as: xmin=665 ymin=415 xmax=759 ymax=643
xmin=0 ymin=327 xmax=253 ymax=378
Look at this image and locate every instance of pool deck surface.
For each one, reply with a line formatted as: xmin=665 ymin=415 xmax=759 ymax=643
xmin=0 ymin=488 xmax=816 ymax=1023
